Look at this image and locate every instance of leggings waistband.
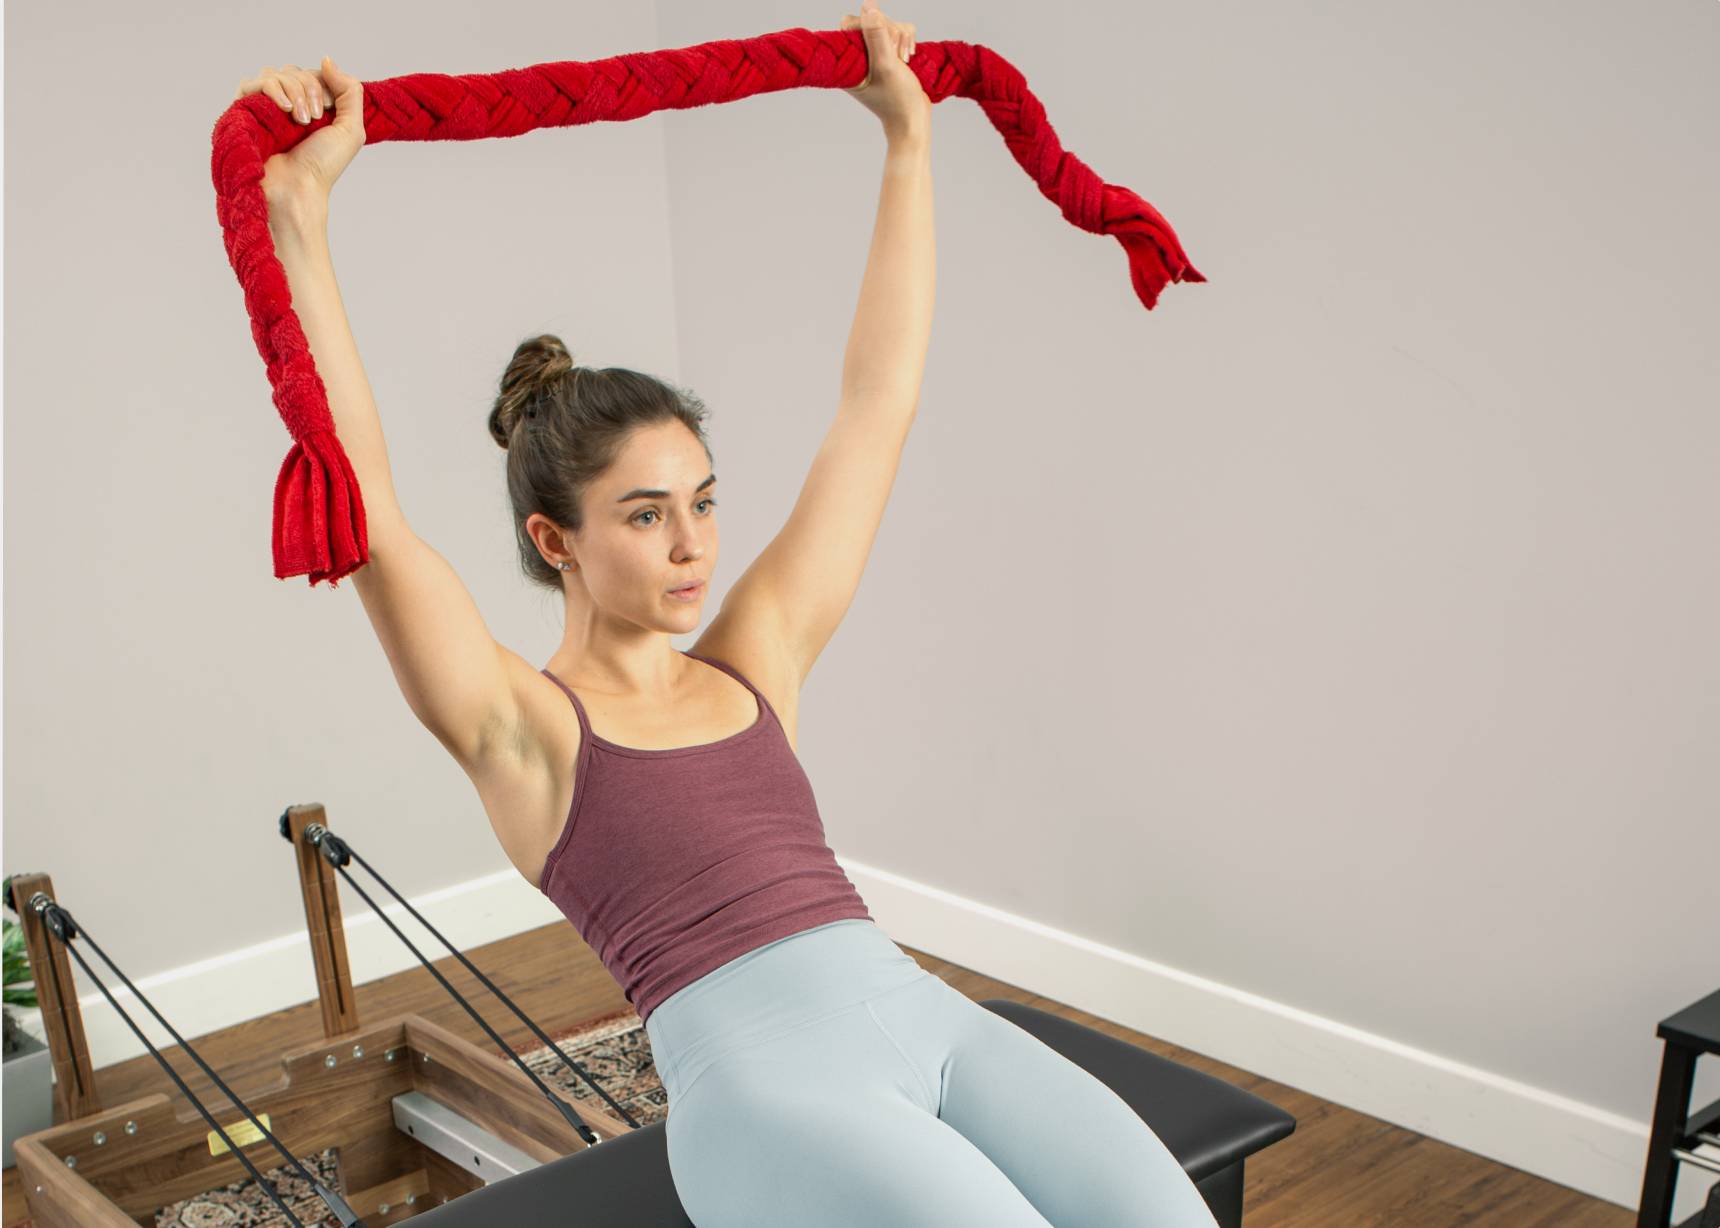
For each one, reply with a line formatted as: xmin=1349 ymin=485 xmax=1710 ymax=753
xmin=644 ymin=918 xmax=926 ymax=1099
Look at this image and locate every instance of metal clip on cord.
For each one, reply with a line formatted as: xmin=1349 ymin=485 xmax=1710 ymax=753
xmin=26 ymin=892 xmax=362 ymax=1228
xmin=280 ymin=816 xmax=642 ymax=1139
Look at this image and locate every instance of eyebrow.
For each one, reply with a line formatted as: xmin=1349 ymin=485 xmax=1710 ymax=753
xmin=615 ymin=474 xmax=717 ymax=503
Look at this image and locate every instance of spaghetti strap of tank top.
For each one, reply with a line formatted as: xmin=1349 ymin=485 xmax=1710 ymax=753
xmin=683 ymin=650 xmax=781 ymax=726
xmin=538 ymin=667 xmax=595 ymax=739
xmin=538 ymin=649 xmax=779 ymax=733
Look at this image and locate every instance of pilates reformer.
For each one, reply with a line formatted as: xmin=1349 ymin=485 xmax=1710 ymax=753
xmin=9 ymin=802 xmax=1294 ymax=1225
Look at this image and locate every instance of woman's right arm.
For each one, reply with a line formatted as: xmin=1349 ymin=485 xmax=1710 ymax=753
xmin=271 ymin=197 xmax=534 ymax=775
xmin=269 ymin=200 xmax=407 ymax=538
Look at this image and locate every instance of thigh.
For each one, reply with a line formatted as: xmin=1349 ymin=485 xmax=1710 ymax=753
xmin=665 ymin=1000 xmax=1054 ymax=1227
xmin=876 ymin=977 xmax=1223 ymax=1228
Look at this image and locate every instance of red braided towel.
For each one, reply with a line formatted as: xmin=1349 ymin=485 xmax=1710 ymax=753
xmin=210 ymin=28 xmax=1205 ymax=588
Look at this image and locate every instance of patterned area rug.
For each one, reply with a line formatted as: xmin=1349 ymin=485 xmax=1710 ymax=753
xmin=153 ymin=1146 xmax=343 ymax=1226
xmin=500 ymin=1008 xmax=669 ymax=1127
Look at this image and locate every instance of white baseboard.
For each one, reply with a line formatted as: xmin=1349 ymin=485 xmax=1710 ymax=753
xmin=33 ymin=855 xmax=1691 ymax=1217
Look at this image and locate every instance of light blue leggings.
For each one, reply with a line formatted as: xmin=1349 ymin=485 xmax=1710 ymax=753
xmin=643 ymin=917 xmax=1222 ymax=1227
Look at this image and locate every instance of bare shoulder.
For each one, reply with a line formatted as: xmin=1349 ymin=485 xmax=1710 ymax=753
xmin=692 ymin=600 xmax=803 ymax=753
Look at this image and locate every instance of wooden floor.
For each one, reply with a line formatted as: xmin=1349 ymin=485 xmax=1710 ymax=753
xmin=3 ymin=921 xmax=1634 ymax=1227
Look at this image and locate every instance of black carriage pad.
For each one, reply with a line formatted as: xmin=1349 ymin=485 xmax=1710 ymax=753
xmin=975 ymin=999 xmax=1296 ymax=1180
xmin=406 ymin=998 xmax=1294 ymax=1227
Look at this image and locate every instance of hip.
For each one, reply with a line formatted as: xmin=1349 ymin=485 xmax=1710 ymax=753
xmin=645 ymin=917 xmax=928 ymax=1100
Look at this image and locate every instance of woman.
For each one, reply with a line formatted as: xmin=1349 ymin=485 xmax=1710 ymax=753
xmin=236 ymin=7 xmax=1219 ymax=1224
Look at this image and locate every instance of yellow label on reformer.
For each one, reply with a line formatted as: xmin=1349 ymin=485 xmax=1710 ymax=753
xmin=207 ymin=1113 xmax=270 ymax=1156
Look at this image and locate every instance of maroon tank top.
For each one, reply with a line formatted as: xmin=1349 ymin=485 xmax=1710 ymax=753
xmin=535 ymin=650 xmax=872 ymax=1026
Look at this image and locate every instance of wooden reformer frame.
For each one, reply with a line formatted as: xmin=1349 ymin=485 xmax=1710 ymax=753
xmin=9 ymin=803 xmax=626 ymax=1226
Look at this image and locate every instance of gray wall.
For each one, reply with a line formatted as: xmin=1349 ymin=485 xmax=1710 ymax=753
xmin=5 ymin=0 xmax=1715 ymax=1211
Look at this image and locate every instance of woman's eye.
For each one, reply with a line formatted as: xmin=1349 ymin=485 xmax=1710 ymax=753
xmin=634 ymin=499 xmax=715 ymax=527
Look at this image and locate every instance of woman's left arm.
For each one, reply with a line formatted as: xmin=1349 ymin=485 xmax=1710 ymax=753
xmin=703 ymin=127 xmax=934 ymax=688
xmin=700 ymin=9 xmax=933 ymax=687
xmin=841 ymin=125 xmax=935 ymax=414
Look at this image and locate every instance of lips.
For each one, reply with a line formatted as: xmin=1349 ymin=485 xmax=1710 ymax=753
xmin=669 ymin=580 xmax=703 ymax=594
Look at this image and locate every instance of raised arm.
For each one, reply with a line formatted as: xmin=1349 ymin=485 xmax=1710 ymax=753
xmin=716 ymin=6 xmax=934 ymax=685
xmin=253 ymin=60 xmax=526 ymax=773
xmin=268 ymin=204 xmax=407 ymax=534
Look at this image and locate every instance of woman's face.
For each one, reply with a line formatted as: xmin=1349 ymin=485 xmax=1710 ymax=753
xmin=570 ymin=421 xmax=718 ymax=631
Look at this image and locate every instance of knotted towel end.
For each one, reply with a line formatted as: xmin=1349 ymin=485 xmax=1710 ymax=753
xmin=271 ymin=430 xmax=369 ymax=589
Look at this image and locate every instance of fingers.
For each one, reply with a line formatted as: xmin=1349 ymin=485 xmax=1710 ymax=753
xmin=246 ymin=76 xmax=294 ymax=113
xmin=296 ymin=69 xmax=324 ymax=119
xmin=236 ymin=63 xmax=332 ymax=122
xmin=236 ymin=67 xmax=294 ymax=114
xmin=272 ymin=65 xmax=309 ymax=120
xmin=839 ymin=11 xmax=916 ymax=57
xmin=278 ymin=67 xmax=310 ymax=120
